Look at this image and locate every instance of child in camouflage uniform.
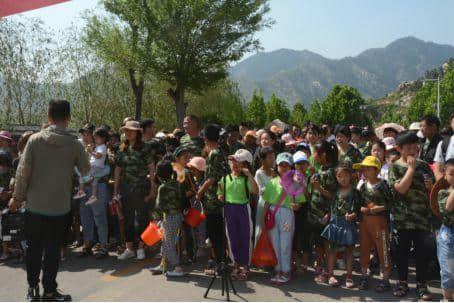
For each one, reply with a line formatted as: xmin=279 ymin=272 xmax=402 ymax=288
xmin=388 ymin=131 xmax=434 ymax=300
xmin=156 ymin=160 xmax=185 ymax=277
xmin=436 ymin=158 xmax=454 ymax=301
xmin=321 ymin=162 xmax=362 ymax=288
xmin=0 ymin=152 xmax=14 ymax=261
xmin=195 ymin=124 xmax=226 ymax=274
xmin=309 ymin=141 xmax=339 ymax=283
xmin=354 ymin=156 xmax=392 ymax=292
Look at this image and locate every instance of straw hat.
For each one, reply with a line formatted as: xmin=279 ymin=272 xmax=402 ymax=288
xmin=120 ymin=120 xmax=143 ymax=132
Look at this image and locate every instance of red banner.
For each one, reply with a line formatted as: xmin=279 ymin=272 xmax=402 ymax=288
xmin=0 ymin=0 xmax=70 ymax=17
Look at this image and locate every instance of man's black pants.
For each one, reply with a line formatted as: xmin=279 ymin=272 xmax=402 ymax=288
xmin=25 ymin=211 xmax=69 ymax=294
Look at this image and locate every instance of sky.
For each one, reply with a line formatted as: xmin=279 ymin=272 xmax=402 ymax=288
xmin=11 ymin=0 xmax=454 ymax=59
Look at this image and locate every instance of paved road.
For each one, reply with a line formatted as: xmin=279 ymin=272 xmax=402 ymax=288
xmin=0 ymin=249 xmax=443 ymax=302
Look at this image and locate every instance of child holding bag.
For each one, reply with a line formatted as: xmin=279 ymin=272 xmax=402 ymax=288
xmin=218 ymin=149 xmax=259 ymax=280
xmin=353 ymin=156 xmax=393 ymax=292
xmin=262 ymin=152 xmax=305 ymax=284
xmin=321 ymin=162 xmax=362 ymax=288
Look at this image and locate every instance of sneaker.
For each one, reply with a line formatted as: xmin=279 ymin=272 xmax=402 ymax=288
xmin=136 ymin=248 xmax=146 ymax=260
xmin=27 ymin=286 xmax=40 ymax=302
xmin=277 ymin=272 xmax=291 ymax=284
xmin=117 ymin=249 xmax=135 ymax=260
xmin=329 ymin=276 xmax=340 ymax=287
xmin=150 ymin=264 xmax=163 ymax=275
xmin=86 ymin=196 xmax=98 ymax=206
xmin=166 ymin=267 xmax=185 ymax=277
xmin=270 ymin=273 xmax=281 ymax=284
xmin=73 ymin=191 xmax=86 ymax=200
xmin=41 ymin=290 xmax=72 ymax=302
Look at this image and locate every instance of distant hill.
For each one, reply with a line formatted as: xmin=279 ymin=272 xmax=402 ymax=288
xmin=230 ymin=37 xmax=454 ymax=107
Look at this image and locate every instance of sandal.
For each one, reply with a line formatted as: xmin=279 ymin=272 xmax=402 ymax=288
xmin=314 ymin=273 xmax=326 ymax=284
xmin=416 ymin=284 xmax=432 ymax=301
xmin=328 ymin=276 xmax=340 ymax=287
xmin=393 ymin=281 xmax=409 ymax=298
xmin=95 ymin=248 xmax=109 ymax=259
xmin=345 ymin=278 xmax=355 ymax=289
xmin=359 ymin=277 xmax=368 ymax=290
xmin=77 ymin=247 xmax=92 ymax=258
xmin=237 ymin=268 xmax=249 ymax=281
xmin=375 ymin=280 xmax=391 ymax=293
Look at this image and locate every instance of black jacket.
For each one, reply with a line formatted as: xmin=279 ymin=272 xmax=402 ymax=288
xmin=419 ymin=133 xmax=442 ymax=164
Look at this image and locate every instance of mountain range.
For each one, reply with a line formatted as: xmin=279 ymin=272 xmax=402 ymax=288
xmin=230 ymin=37 xmax=454 ymax=107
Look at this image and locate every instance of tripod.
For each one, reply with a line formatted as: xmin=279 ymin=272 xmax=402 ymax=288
xmin=203 ymin=259 xmax=237 ymax=301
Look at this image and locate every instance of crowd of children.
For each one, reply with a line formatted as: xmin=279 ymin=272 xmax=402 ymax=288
xmin=1 ymin=114 xmax=453 ymax=301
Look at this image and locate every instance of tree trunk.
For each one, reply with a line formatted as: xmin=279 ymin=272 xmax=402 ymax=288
xmin=167 ymin=85 xmax=187 ymax=128
xmin=128 ymin=68 xmax=144 ymax=121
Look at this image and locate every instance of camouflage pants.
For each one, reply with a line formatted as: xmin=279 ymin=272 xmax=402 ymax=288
xmin=163 ymin=213 xmax=183 ymax=268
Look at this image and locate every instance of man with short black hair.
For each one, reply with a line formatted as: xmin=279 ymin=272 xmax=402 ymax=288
xmin=140 ymin=119 xmax=157 ymax=143
xmin=10 ymin=100 xmax=90 ymax=302
xmin=180 ymin=115 xmax=204 ymax=156
xmin=225 ymin=124 xmax=246 ymax=155
xmin=419 ymin=115 xmax=442 ymax=165
xmin=434 ymin=114 xmax=454 ymax=180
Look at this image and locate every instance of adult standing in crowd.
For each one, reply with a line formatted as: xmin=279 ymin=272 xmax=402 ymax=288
xmin=10 ymin=100 xmax=90 ymax=302
xmin=180 ymin=115 xmax=204 ymax=156
xmin=114 ymin=121 xmax=156 ymax=261
xmin=419 ymin=115 xmax=442 ymax=165
xmin=434 ymin=113 xmax=454 ymax=180
xmin=141 ymin=119 xmax=157 ymax=143
xmin=225 ymin=124 xmax=246 ymax=155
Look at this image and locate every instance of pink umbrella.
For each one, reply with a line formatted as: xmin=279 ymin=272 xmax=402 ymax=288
xmin=375 ymin=123 xmax=405 ymax=139
xmin=0 ymin=0 xmax=70 ymax=17
xmin=280 ymin=170 xmax=306 ymax=197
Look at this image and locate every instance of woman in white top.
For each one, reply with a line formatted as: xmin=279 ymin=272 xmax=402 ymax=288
xmin=254 ymin=147 xmax=276 ymax=248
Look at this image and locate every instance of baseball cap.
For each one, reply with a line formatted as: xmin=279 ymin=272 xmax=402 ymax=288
xmin=352 ymin=156 xmax=382 ymax=171
xmin=228 ymin=149 xmax=253 ymax=164
xmin=293 ymin=151 xmax=308 ymax=164
xmin=78 ymin=122 xmax=95 ymax=134
xmin=276 ymin=152 xmax=294 ymax=166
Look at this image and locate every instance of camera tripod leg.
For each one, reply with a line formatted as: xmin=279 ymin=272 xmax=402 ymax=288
xmin=221 ymin=275 xmax=225 ymax=296
xmin=225 ymin=273 xmax=230 ymax=302
xmin=228 ymin=274 xmax=237 ymax=294
xmin=204 ymin=273 xmax=217 ymax=298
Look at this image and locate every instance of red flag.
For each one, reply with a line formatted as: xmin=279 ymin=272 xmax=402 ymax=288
xmin=0 ymin=0 xmax=70 ymax=17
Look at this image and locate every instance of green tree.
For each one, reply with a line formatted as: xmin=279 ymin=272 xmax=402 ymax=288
xmin=407 ymin=62 xmax=454 ymax=126
xmin=307 ymin=85 xmax=369 ymax=126
xmin=266 ymin=94 xmax=290 ymax=124
xmin=246 ymin=90 xmax=267 ymax=127
xmin=84 ymin=0 xmax=156 ymax=120
xmin=290 ymin=102 xmax=307 ymax=127
xmin=144 ymin=0 xmax=273 ymax=127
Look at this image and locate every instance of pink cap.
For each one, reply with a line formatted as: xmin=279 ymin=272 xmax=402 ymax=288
xmin=187 ymin=157 xmax=206 ymax=172
xmin=0 ymin=131 xmax=12 ymax=141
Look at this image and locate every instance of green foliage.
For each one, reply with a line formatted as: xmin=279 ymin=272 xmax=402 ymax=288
xmin=290 ymin=102 xmax=307 ymax=127
xmin=266 ymin=94 xmax=290 ymax=124
xmin=246 ymin=90 xmax=266 ymax=127
xmin=407 ymin=62 xmax=454 ymax=126
xmin=306 ymin=85 xmax=369 ymax=126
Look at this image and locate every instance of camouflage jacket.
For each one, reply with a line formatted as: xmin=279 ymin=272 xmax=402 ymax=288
xmin=180 ymin=134 xmax=204 ymax=156
xmin=226 ymin=141 xmax=246 ymax=155
xmin=115 ymin=142 xmax=155 ymax=189
xmin=388 ymin=159 xmax=434 ymax=231
xmin=358 ymin=141 xmax=372 ymax=159
xmin=203 ymin=148 xmax=226 ymax=214
xmin=437 ymin=188 xmax=454 ymax=227
xmin=331 ymin=187 xmax=363 ymax=219
xmin=156 ymin=180 xmax=184 ymax=216
xmin=178 ymin=168 xmax=197 ymax=210
xmin=308 ymin=165 xmax=337 ymax=224
xmin=358 ymin=180 xmax=393 ymax=216
xmin=339 ymin=144 xmax=363 ymax=167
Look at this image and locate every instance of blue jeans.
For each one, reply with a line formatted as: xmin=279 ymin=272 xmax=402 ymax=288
xmin=79 ymin=183 xmax=110 ymax=244
xmin=268 ymin=206 xmax=295 ymax=273
xmin=437 ymin=225 xmax=454 ymax=290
